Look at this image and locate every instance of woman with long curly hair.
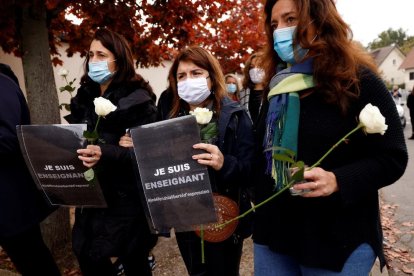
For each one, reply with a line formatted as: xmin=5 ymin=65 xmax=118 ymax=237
xmin=252 ymin=0 xmax=408 ymax=274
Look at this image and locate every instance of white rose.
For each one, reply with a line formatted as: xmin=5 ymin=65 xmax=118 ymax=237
xmin=93 ymin=97 xmax=117 ymax=116
xmin=190 ymin=107 xmax=213 ymax=124
xmin=359 ymin=103 xmax=388 ymax=135
xmin=58 ymin=68 xmax=69 ymax=77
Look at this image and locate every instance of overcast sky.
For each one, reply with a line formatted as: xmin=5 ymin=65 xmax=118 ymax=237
xmin=335 ymin=0 xmax=413 ymax=46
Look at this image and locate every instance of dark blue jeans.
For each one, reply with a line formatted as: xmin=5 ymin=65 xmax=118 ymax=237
xmin=254 ymin=243 xmax=376 ymax=275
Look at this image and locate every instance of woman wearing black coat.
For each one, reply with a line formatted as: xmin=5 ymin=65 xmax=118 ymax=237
xmin=120 ymin=46 xmax=255 ymax=275
xmin=0 ymin=66 xmax=60 ymax=276
xmin=407 ymin=85 xmax=414 ymax=139
xmin=252 ymin=0 xmax=408 ymax=274
xmin=163 ymin=46 xmax=254 ymax=276
xmin=70 ymin=29 xmax=157 ymax=276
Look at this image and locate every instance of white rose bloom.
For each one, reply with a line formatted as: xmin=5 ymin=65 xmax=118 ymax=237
xmin=58 ymin=68 xmax=69 ymax=77
xmin=359 ymin=103 xmax=388 ymax=135
xmin=190 ymin=107 xmax=213 ymax=124
xmin=93 ymin=97 xmax=117 ymax=116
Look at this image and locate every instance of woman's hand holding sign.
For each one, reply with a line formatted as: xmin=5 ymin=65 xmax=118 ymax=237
xmin=192 ymin=143 xmax=224 ymax=171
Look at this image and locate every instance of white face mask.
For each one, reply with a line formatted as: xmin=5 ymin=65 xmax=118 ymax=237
xmin=249 ymin=68 xmax=264 ymax=84
xmin=177 ymin=77 xmax=211 ymax=105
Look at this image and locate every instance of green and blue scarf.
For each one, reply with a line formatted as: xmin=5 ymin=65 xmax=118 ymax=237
xmin=264 ymin=59 xmax=314 ymax=191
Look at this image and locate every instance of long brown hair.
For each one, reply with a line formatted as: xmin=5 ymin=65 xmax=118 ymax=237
xmin=242 ymin=52 xmax=263 ymax=90
xmin=168 ymin=46 xmax=227 ymax=118
xmin=262 ymin=0 xmax=378 ymax=113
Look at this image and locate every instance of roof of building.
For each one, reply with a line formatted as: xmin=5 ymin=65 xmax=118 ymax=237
xmin=370 ymin=45 xmax=400 ymax=66
xmin=399 ymin=47 xmax=414 ymax=70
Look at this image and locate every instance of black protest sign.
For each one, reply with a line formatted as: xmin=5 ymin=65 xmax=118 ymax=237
xmin=131 ymin=115 xmax=217 ymax=233
xmin=17 ymin=124 xmax=106 ymax=207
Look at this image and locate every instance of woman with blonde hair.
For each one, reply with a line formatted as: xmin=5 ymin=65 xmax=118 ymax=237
xmin=224 ymin=73 xmax=241 ymax=102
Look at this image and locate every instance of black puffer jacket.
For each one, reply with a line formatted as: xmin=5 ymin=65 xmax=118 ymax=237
xmin=70 ymin=80 xmax=157 ymax=259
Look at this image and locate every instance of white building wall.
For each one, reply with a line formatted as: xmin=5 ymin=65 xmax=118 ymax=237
xmin=0 ymin=44 xmax=171 ymax=122
xmin=0 ymin=48 xmax=27 ymax=95
xmin=404 ymin=68 xmax=414 ymax=92
xmin=378 ymin=50 xmax=406 ymax=85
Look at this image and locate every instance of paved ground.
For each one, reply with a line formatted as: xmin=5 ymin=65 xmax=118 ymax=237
xmin=380 ymin=114 xmax=414 ymax=275
xmin=0 ymin=237 xmax=387 ymax=276
xmin=382 ymin=124 xmax=414 ymax=251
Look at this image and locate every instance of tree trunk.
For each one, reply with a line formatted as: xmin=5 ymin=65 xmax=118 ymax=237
xmin=20 ymin=0 xmax=70 ymax=253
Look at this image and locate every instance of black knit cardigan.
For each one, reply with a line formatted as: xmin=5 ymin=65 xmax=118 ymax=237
xmin=252 ymin=69 xmax=408 ymax=272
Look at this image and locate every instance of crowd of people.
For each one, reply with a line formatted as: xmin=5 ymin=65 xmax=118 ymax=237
xmin=1 ymin=0 xmax=410 ymax=275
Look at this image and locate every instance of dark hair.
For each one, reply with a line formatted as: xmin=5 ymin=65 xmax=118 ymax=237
xmin=168 ymin=46 xmax=226 ymax=118
xmin=262 ymin=0 xmax=378 ymax=113
xmin=81 ymin=28 xmax=154 ymax=95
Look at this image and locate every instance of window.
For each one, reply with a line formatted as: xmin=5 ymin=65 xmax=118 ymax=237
xmin=393 ymin=59 xmax=396 ymax=65
xmin=410 ymin=72 xmax=414 ymax=80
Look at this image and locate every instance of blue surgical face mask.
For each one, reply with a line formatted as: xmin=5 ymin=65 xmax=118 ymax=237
xmin=88 ymin=60 xmax=115 ymax=84
xmin=177 ymin=77 xmax=211 ymax=105
xmin=226 ymin=83 xmax=237 ymax=94
xmin=273 ymin=26 xmax=308 ymax=64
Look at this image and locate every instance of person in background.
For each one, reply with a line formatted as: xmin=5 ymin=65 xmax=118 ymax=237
xmin=252 ymin=0 xmax=408 ymax=275
xmin=391 ymin=84 xmax=402 ymax=104
xmin=407 ymin=85 xmax=414 ymax=139
xmin=239 ymin=52 xmax=266 ymax=123
xmin=224 ymin=73 xmax=241 ymax=102
xmin=0 ymin=64 xmax=61 ymax=276
xmin=156 ymin=86 xmax=174 ymax=121
xmin=70 ymin=29 xmax=158 ymax=276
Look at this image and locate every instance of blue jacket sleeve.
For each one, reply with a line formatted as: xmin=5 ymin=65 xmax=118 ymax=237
xmin=218 ymin=110 xmax=255 ymax=189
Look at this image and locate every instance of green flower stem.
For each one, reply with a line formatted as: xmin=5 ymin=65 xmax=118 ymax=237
xmin=63 ymin=76 xmax=73 ymax=97
xmin=94 ymin=116 xmax=101 ymax=133
xmin=308 ymin=123 xmax=363 ymax=170
xmin=216 ymin=181 xmax=294 ymax=229
xmin=200 ymin=225 xmax=205 ymax=264
xmin=216 ymin=123 xmax=364 ymax=230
